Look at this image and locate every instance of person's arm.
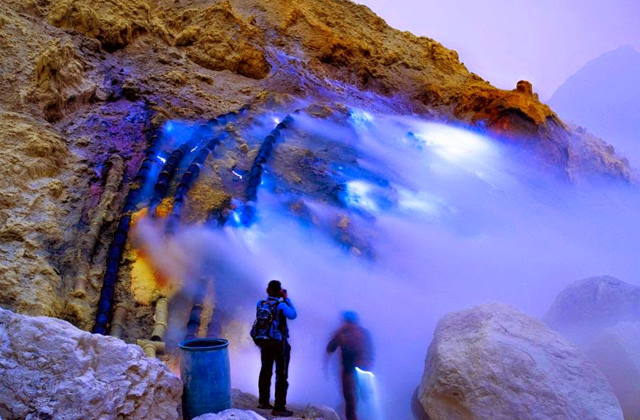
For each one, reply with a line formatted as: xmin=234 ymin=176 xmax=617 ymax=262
xmin=326 ymin=330 xmax=342 ymax=354
xmin=279 ymin=298 xmax=297 ymax=320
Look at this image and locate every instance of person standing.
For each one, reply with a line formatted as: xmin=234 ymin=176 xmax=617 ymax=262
xmin=326 ymin=311 xmax=374 ymax=420
xmin=251 ymin=280 xmax=297 ymax=417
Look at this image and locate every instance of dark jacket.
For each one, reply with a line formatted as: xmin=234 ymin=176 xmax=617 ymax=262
xmin=327 ymin=323 xmax=374 ymax=372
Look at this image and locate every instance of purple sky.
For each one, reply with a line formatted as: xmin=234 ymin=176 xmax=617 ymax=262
xmin=357 ymin=0 xmax=640 ymax=100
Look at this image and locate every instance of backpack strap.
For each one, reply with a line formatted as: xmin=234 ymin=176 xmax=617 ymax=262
xmin=267 ymin=299 xmax=280 ymax=313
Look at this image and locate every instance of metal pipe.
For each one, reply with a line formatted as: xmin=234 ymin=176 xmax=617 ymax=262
xmin=108 ymin=304 xmax=128 ymax=338
xmin=93 ymin=129 xmax=162 ymax=335
xmin=151 ymin=297 xmax=169 ymax=341
xmin=185 ymin=304 xmax=204 ymax=340
xmin=241 ymin=114 xmax=294 ymax=226
xmin=93 ymin=105 xmax=249 ymax=334
xmin=72 ymin=154 xmax=124 ymax=298
xmin=137 ymin=339 xmax=166 ymax=358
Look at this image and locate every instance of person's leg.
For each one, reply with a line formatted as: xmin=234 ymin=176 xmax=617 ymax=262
xmin=274 ymin=340 xmax=291 ymax=410
xmin=342 ymin=370 xmax=358 ymax=420
xmin=258 ymin=342 xmax=276 ymax=406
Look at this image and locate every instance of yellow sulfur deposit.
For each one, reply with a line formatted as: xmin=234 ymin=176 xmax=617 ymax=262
xmin=130 ymin=249 xmax=178 ymax=305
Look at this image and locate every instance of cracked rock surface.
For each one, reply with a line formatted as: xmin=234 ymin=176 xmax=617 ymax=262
xmin=0 ymin=0 xmax=635 ymax=331
xmin=545 ymin=276 xmax=640 ymax=420
xmin=0 ymin=307 xmax=182 ymax=420
xmin=417 ymin=303 xmax=624 ymax=420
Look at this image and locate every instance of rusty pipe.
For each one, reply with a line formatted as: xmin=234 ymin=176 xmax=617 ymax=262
xmin=151 ymin=297 xmax=169 ymax=341
xmin=72 ymin=154 xmax=124 ymax=297
xmin=137 ymin=339 xmax=166 ymax=358
xmin=108 ymin=304 xmax=128 ymax=339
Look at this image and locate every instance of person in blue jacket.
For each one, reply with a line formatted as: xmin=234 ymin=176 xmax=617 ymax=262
xmin=252 ymin=280 xmax=297 ymax=417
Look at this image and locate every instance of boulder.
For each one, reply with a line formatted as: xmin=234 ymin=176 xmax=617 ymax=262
xmin=544 ymin=277 xmax=640 ymax=420
xmin=587 ymin=322 xmax=640 ymax=420
xmin=194 ymin=409 xmax=267 ymax=420
xmin=544 ymin=276 xmax=640 ymax=343
xmin=0 ymin=307 xmax=182 ymax=420
xmin=417 ymin=303 xmax=624 ymax=420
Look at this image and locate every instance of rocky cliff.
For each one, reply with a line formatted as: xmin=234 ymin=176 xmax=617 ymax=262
xmin=0 ymin=0 xmax=635 ymax=340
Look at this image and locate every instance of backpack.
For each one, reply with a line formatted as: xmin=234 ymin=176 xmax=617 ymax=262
xmin=250 ymin=299 xmax=283 ymax=346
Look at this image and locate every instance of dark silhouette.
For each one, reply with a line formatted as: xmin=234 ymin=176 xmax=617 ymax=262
xmin=326 ymin=311 xmax=374 ymax=420
xmin=252 ymin=280 xmax=297 ymax=417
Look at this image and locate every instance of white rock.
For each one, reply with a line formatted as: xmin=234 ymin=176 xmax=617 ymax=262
xmin=544 ymin=276 xmax=640 ymax=343
xmin=544 ymin=276 xmax=640 ymax=419
xmin=587 ymin=322 xmax=640 ymax=420
xmin=586 ymin=322 xmax=640 ymax=420
xmin=0 ymin=307 xmax=181 ymax=420
xmin=193 ymin=409 xmax=267 ymax=420
xmin=417 ymin=303 xmax=624 ymax=420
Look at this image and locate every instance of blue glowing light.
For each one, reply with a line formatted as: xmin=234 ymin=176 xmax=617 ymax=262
xmin=231 ymin=170 xmax=243 ymax=179
xmin=355 ymin=367 xmax=375 ymax=378
xmin=355 ymin=367 xmax=383 ymax=420
xmin=410 ymin=123 xmax=492 ymax=163
xmin=164 ymin=121 xmax=174 ymax=134
xmin=344 ymin=180 xmax=378 ymax=212
xmin=349 ymin=109 xmax=374 ymax=126
xmin=157 ymin=155 xmax=166 ymax=163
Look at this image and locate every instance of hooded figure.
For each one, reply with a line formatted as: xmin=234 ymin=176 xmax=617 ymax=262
xmin=326 ymin=311 xmax=374 ymax=420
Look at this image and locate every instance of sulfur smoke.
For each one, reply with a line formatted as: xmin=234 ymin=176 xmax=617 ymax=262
xmin=133 ymin=109 xmax=640 ymax=419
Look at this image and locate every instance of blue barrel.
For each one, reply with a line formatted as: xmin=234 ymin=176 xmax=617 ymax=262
xmin=179 ymin=338 xmax=231 ymax=420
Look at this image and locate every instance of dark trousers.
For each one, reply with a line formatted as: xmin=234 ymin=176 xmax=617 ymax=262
xmin=259 ymin=340 xmax=291 ymax=409
xmin=342 ymin=370 xmax=358 ymax=420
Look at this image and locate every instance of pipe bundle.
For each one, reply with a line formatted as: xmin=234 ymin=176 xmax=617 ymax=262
xmin=242 ymin=115 xmax=294 ymax=226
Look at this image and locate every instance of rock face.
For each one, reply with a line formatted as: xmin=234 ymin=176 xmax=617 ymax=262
xmin=0 ymin=0 xmax=635 ymax=342
xmin=417 ymin=303 xmax=624 ymax=420
xmin=0 ymin=307 xmax=182 ymax=420
xmin=588 ymin=322 xmax=640 ymax=420
xmin=0 ymin=112 xmax=74 ymax=318
xmin=545 ymin=276 xmax=640 ymax=420
xmin=544 ymin=276 xmax=640 ymax=342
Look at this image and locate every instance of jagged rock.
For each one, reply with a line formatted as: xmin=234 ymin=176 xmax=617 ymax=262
xmin=231 ymin=389 xmax=339 ymax=420
xmin=5 ymin=0 xmax=630 ymax=180
xmin=544 ymin=277 xmax=640 ymax=420
xmin=47 ymin=0 xmax=170 ymax=51
xmin=0 ymin=307 xmax=182 ymax=420
xmin=587 ymin=322 xmax=640 ymax=420
xmin=544 ymin=276 xmax=640 ymax=343
xmin=417 ymin=303 xmax=624 ymax=420
xmin=28 ymin=39 xmax=96 ymax=122
xmin=0 ymin=112 xmax=73 ymax=317
xmin=411 ymin=387 xmax=430 ymax=420
xmin=194 ymin=409 xmax=267 ymax=420
xmin=168 ymin=1 xmax=271 ymax=79
xmin=515 ymin=80 xmax=534 ymax=96
xmin=0 ymin=0 xmax=635 ymax=364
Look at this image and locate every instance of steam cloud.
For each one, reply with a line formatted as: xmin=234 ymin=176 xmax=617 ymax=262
xmin=133 ymin=109 xmax=640 ymax=419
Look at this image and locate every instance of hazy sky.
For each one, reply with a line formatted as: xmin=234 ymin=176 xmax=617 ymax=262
xmin=357 ymin=0 xmax=640 ymax=100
